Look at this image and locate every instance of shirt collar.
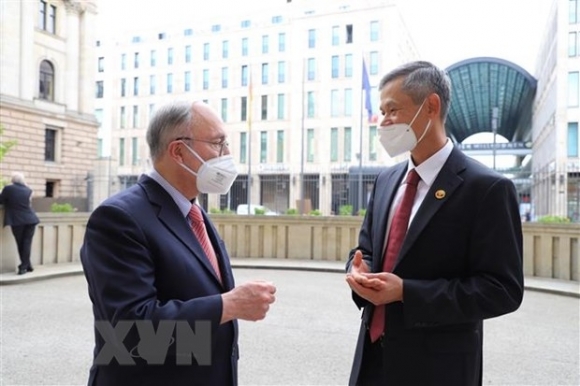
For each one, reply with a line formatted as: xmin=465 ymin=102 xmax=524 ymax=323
xmin=147 ymin=168 xmax=192 ymax=218
xmin=405 ymin=139 xmax=454 ymax=187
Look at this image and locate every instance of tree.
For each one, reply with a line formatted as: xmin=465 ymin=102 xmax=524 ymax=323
xmin=0 ymin=125 xmax=17 ymax=188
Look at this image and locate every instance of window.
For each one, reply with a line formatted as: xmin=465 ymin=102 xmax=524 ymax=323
xmin=39 ymin=60 xmax=54 ymax=101
xmin=262 ymin=35 xmax=269 ymax=54
xmin=149 ymin=103 xmax=156 ymax=118
xmin=119 ymin=138 xmax=125 ymax=166
xmin=262 ymin=63 xmax=269 ymax=85
xmin=185 ymin=45 xmax=192 ymax=63
xmin=221 ymin=98 xmax=228 ymax=122
xmin=331 ymin=89 xmax=339 ymax=117
xmin=241 ymin=96 xmax=247 ymax=121
xmin=344 ymin=127 xmax=352 ymax=161
xmin=307 ymin=91 xmax=315 ymax=118
xmin=242 ymin=37 xmax=249 ymax=56
xmin=344 ymin=88 xmax=352 ymax=116
xmin=569 ymin=32 xmax=578 ymax=57
xmin=132 ymin=137 xmax=139 ymax=165
xmin=133 ymin=77 xmax=139 ymax=96
xmin=98 ymin=57 xmax=104 ymax=72
xmin=132 ymin=105 xmax=138 ymax=128
xmin=277 ymin=93 xmax=285 ymax=120
xmin=45 ymin=181 xmax=55 ymax=197
xmin=134 ymin=52 xmax=139 ymax=68
xmin=132 ymin=36 xmax=141 ymax=43
xmin=369 ymin=126 xmax=377 ymax=160
xmin=370 ymin=21 xmax=379 ymax=41
xmin=278 ymin=33 xmax=286 ymax=52
xmin=568 ymin=122 xmax=579 ymax=157
xmin=272 ymin=15 xmax=282 ymax=24
xmin=308 ymin=29 xmax=316 ymax=48
xmin=240 ymin=132 xmax=247 ymax=163
xmin=121 ymin=53 xmax=127 ymax=70
xmin=39 ymin=0 xmax=56 ymax=34
xmin=307 ymin=58 xmax=316 ymax=81
xmin=277 ymin=130 xmax=284 ymax=163
xmin=331 ymin=55 xmax=339 ymax=78
xmin=167 ymin=73 xmax=173 ymax=93
xmin=278 ymin=61 xmax=285 ymax=83
xmin=121 ymin=78 xmax=126 ymax=97
xmin=203 ymin=43 xmax=210 ymax=60
xmin=203 ymin=69 xmax=209 ymax=90
xmin=184 ymin=28 xmax=193 ymax=36
xmin=307 ymin=129 xmax=314 ymax=162
xmin=332 ymin=26 xmax=340 ymax=46
xmin=241 ymin=65 xmax=248 ymax=86
xmin=370 ymin=51 xmax=379 ymax=75
xmin=184 ymin=71 xmax=191 ymax=92
xmin=346 ymin=24 xmax=353 ymax=44
xmin=211 ymin=24 xmax=221 ymax=32
xmin=158 ymin=32 xmax=166 ymax=40
xmin=167 ymin=48 xmax=174 ymax=65
xmin=221 ymin=67 xmax=228 ymax=88
xmin=120 ymin=106 xmax=126 ymax=128
xmin=241 ymin=20 xmax=251 ymax=28
xmin=222 ymin=41 xmax=229 ymax=59
xmin=45 ymin=127 xmax=57 ymax=161
xmin=261 ymin=95 xmax=268 ymax=120
xmin=150 ymin=50 xmax=156 ymax=67
xmin=330 ymin=128 xmax=338 ymax=161
xmin=568 ymin=71 xmax=579 ymax=106
xmin=260 ymin=131 xmax=267 ymax=163
xmin=570 ymin=0 xmax=579 ymax=24
xmin=149 ymin=75 xmax=156 ymax=95
xmin=97 ymin=138 xmax=103 ymax=157
xmin=345 ymin=54 xmax=353 ymax=77
xmin=96 ymin=81 xmax=104 ymax=98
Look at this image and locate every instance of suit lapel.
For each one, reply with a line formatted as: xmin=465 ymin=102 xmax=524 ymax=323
xmin=138 ymin=175 xmax=225 ymax=287
xmin=394 ymin=148 xmax=466 ymax=268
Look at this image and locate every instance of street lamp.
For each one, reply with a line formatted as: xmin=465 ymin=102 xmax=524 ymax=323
xmin=492 ymin=107 xmax=499 ymax=171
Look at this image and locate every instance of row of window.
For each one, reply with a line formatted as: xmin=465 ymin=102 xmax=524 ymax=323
xmin=108 ymin=22 xmax=380 ymax=71
xmin=38 ymin=0 xmax=56 ymax=34
xmin=571 ymin=0 xmax=580 ymax=24
xmin=96 ymin=54 xmax=380 ymax=99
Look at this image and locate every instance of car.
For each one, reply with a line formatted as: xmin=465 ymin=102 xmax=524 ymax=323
xmin=236 ymin=204 xmax=277 ymax=215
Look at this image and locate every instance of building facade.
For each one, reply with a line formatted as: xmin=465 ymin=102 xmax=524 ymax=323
xmin=94 ymin=0 xmax=419 ymax=214
xmin=0 ymin=0 xmax=99 ymax=211
xmin=532 ymin=0 xmax=580 ymax=221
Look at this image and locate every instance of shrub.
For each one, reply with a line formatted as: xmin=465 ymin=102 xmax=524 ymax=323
xmin=309 ymin=209 xmax=322 ymax=216
xmin=209 ymin=207 xmax=221 ymax=214
xmin=537 ymin=215 xmax=570 ymax=223
xmin=221 ymin=208 xmax=234 ymax=214
xmin=338 ymin=204 xmax=353 ymax=216
xmin=358 ymin=209 xmax=367 ymax=216
xmin=51 ymin=203 xmax=75 ymax=213
xmin=254 ymin=207 xmax=266 ymax=215
xmin=285 ymin=208 xmax=298 ymax=215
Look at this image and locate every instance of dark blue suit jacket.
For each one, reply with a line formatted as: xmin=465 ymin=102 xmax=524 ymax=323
xmin=81 ymin=174 xmax=238 ymax=386
xmin=0 ymin=182 xmax=39 ymax=227
xmin=347 ymin=148 xmax=524 ymax=386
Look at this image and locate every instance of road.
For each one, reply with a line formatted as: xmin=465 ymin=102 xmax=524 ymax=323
xmin=1 ymin=269 xmax=578 ymax=385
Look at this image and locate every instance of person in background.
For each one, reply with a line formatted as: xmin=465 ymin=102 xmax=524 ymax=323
xmin=81 ymin=101 xmax=276 ymax=386
xmin=345 ymin=61 xmax=524 ymax=386
xmin=0 ymin=172 xmax=40 ymax=275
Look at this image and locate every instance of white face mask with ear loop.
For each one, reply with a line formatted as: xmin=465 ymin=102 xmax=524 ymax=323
xmin=178 ymin=141 xmax=238 ymax=194
xmin=377 ymin=98 xmax=432 ymax=158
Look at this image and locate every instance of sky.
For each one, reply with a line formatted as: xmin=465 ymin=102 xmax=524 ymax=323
xmin=97 ymin=0 xmax=553 ymax=75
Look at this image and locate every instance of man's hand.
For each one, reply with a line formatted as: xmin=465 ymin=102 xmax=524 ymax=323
xmin=346 ymin=272 xmax=403 ymax=305
xmin=221 ymin=281 xmax=276 ymax=323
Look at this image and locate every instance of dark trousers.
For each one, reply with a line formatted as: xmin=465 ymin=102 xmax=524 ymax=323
xmin=11 ymin=224 xmax=36 ymax=270
xmin=356 ymin=332 xmax=386 ymax=386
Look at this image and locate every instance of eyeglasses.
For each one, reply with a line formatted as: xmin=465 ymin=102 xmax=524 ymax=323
xmin=175 ymin=137 xmax=229 ymax=156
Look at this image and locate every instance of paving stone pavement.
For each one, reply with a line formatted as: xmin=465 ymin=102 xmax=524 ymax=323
xmin=0 ymin=265 xmax=578 ymax=386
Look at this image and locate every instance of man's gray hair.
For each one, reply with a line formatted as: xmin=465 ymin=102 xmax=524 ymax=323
xmin=379 ymin=61 xmax=452 ymax=122
xmin=11 ymin=172 xmax=25 ymax=185
xmin=146 ymin=101 xmax=195 ymax=161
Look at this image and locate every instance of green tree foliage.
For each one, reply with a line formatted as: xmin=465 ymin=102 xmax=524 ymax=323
xmin=0 ymin=125 xmax=17 ymax=188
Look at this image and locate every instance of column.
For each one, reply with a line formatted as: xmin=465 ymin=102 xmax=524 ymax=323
xmin=65 ymin=2 xmax=80 ymax=111
xmin=19 ymin=0 xmax=35 ymax=100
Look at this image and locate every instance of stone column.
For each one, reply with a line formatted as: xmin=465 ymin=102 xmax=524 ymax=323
xmin=19 ymin=0 xmax=34 ymax=101
xmin=78 ymin=2 xmax=97 ymax=114
xmin=65 ymin=2 xmax=80 ymax=111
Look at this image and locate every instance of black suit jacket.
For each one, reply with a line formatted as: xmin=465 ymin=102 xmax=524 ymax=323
xmin=0 ymin=182 xmax=39 ymax=227
xmin=81 ymin=175 xmax=238 ymax=386
xmin=347 ymin=148 xmax=524 ymax=386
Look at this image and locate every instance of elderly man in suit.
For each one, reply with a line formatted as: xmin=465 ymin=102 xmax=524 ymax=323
xmin=81 ymin=101 xmax=276 ymax=386
xmin=345 ymin=61 xmax=524 ymax=386
xmin=0 ymin=172 xmax=40 ymax=274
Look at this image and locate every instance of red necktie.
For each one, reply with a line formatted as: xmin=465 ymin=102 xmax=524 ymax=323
xmin=369 ymin=169 xmax=421 ymax=342
xmin=189 ymin=204 xmax=222 ymax=282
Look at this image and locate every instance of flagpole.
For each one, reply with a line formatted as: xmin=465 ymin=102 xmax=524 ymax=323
xmin=358 ymin=54 xmax=365 ymax=215
xmin=246 ymin=66 xmax=253 ymax=215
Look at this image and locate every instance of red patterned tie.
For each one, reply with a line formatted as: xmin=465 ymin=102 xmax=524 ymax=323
xmin=369 ymin=169 xmax=421 ymax=342
xmin=189 ymin=204 xmax=222 ymax=282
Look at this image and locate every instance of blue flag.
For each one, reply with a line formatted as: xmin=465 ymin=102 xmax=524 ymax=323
xmin=362 ymin=59 xmax=374 ymax=122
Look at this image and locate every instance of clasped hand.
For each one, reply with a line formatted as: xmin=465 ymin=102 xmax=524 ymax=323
xmin=345 ymin=250 xmax=403 ymax=305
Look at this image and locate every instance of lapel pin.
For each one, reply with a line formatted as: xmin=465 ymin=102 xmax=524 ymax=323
xmin=435 ymin=190 xmax=446 ymax=199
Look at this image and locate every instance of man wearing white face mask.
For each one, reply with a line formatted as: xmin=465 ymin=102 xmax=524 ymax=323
xmin=345 ymin=61 xmax=523 ymax=386
xmin=80 ymin=101 xmax=276 ymax=386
